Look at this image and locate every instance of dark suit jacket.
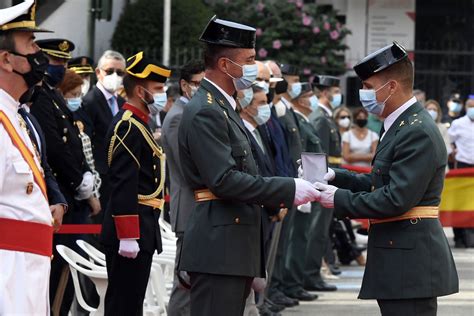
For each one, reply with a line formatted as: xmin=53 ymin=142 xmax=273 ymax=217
xmin=82 ymin=86 xmax=125 ymax=175
xmin=274 ymin=99 xmax=302 ymax=172
xmin=23 ymin=109 xmax=67 ymax=206
xmin=332 ymin=102 xmax=458 ymax=299
xmin=309 ymin=106 xmax=341 ymax=166
xmin=266 ymin=109 xmax=295 ymax=177
xmin=161 ymin=97 xmax=195 ymax=233
xmin=178 ymin=79 xmax=295 ymax=278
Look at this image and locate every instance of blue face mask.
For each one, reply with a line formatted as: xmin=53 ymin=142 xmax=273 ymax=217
xmin=151 ymin=92 xmax=167 ymax=115
xmin=331 ymin=93 xmax=342 ymax=108
xmin=467 ymin=107 xmax=474 ymax=120
xmin=239 ymin=88 xmax=253 ymax=108
xmin=47 ymin=64 xmax=66 ymax=87
xmin=359 ymin=81 xmax=392 ymax=115
xmin=66 ymin=97 xmax=81 ymax=112
xmin=226 ymin=59 xmax=258 ymax=90
xmin=309 ymin=95 xmax=319 ymax=112
xmin=448 ymin=101 xmax=462 ymax=113
xmin=288 ymin=82 xmax=302 ymax=99
xmin=253 ymin=104 xmax=271 ymax=125
xmin=255 ymin=80 xmax=269 ymax=94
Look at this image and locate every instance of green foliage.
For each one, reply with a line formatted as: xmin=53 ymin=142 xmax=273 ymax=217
xmin=111 ymin=0 xmax=212 ymax=65
xmin=212 ymin=0 xmax=351 ymax=77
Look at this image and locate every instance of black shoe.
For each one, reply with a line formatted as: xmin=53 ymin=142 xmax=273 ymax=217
xmin=329 ymin=264 xmax=342 ymax=275
xmin=285 ymin=289 xmax=318 ymax=301
xmin=264 ymin=298 xmax=286 ymax=313
xmin=304 ymin=281 xmax=338 ymax=292
xmin=258 ymin=303 xmax=281 ymax=316
xmin=268 ymin=292 xmax=299 ymax=307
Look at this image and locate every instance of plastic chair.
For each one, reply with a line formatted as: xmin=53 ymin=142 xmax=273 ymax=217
xmin=56 ymin=245 xmax=108 ymax=315
xmin=147 ymin=262 xmax=170 ymax=316
xmin=76 ymin=240 xmax=107 ymax=266
xmin=159 ymin=217 xmax=177 ymax=241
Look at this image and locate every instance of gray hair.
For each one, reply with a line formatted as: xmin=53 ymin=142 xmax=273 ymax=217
xmin=97 ymin=50 xmax=125 ymax=69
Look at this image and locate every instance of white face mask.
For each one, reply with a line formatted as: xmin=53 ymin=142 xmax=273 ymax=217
xmin=338 ymin=117 xmax=351 ymax=129
xmin=188 ymin=85 xmax=198 ymax=99
xmin=427 ymin=109 xmax=438 ymax=121
xmin=102 ymin=73 xmax=123 ymax=93
xmin=81 ymin=79 xmax=90 ymax=97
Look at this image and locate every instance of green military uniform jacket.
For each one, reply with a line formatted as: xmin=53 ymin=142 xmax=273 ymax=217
xmin=274 ymin=97 xmax=302 ymax=169
xmin=309 ymin=105 xmax=341 ymax=167
xmin=177 ymin=79 xmax=295 ymax=278
xmin=332 ymin=101 xmax=459 ymax=299
xmin=294 ymin=111 xmax=323 ymax=154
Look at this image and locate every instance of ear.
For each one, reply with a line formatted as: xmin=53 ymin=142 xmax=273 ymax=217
xmin=0 ymin=51 xmax=13 ymax=73
xmin=217 ymin=56 xmax=228 ymax=74
xmin=180 ymin=78 xmax=187 ymax=91
xmin=95 ymin=67 xmax=101 ymax=77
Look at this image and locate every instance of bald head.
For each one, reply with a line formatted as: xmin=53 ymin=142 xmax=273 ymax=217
xmin=265 ymin=60 xmax=282 ymax=79
xmin=256 ymin=61 xmax=270 ymax=82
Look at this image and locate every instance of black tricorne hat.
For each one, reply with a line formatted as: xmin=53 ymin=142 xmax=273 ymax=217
xmin=354 ymin=42 xmax=408 ymax=81
xmin=37 ymin=39 xmax=75 ymax=60
xmin=68 ymin=56 xmax=94 ymax=74
xmin=280 ymin=64 xmax=299 ymax=76
xmin=313 ymin=75 xmax=340 ymax=88
xmin=199 ymin=15 xmax=256 ymax=49
xmin=0 ymin=0 xmax=51 ymax=33
xmin=126 ymin=52 xmax=171 ymax=83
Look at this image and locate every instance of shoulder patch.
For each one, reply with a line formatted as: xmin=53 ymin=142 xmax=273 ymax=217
xmin=207 ymin=92 xmax=213 ymax=104
xmin=408 ymin=113 xmax=423 ymax=126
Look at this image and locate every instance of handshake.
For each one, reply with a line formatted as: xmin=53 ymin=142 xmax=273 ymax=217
xmin=293 ymin=168 xmax=337 ymax=208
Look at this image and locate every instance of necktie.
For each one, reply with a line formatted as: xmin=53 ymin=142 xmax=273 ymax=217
xmin=18 ymin=107 xmax=40 ymax=153
xmin=109 ymin=95 xmax=117 ymax=115
xmin=378 ymin=124 xmax=386 ymax=143
xmin=253 ymin=129 xmax=266 ymax=154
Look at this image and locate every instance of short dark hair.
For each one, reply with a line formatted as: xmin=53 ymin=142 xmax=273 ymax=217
xmin=352 ymin=107 xmax=368 ymax=119
xmin=0 ymin=31 xmax=16 ymax=52
xmin=123 ymin=74 xmax=146 ymax=98
xmin=203 ymin=44 xmax=237 ymax=69
xmin=179 ymin=60 xmax=205 ymax=95
xmin=380 ymin=57 xmax=414 ymax=90
xmin=57 ymin=70 xmax=83 ymax=95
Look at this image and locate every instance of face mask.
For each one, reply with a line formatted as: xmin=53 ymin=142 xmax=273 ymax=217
xmin=66 ymin=97 xmax=82 ymax=112
xmin=151 ymin=92 xmax=167 ymax=115
xmin=274 ymin=79 xmax=288 ymax=94
xmin=266 ymin=87 xmax=275 ymax=104
xmin=467 ymin=107 xmax=474 ymax=120
xmin=225 ymin=59 xmax=258 ymax=90
xmin=427 ymin=109 xmax=438 ymax=121
xmin=338 ymin=117 xmax=351 ymax=129
xmin=448 ymin=101 xmax=462 ymax=113
xmin=309 ymin=95 xmax=319 ymax=112
xmin=46 ymin=64 xmax=66 ymax=87
xmin=102 ymin=72 xmax=123 ymax=93
xmin=288 ymin=82 xmax=302 ymax=99
xmin=239 ymin=88 xmax=253 ymax=108
xmin=188 ymin=85 xmax=198 ymax=99
xmin=253 ymin=104 xmax=271 ymax=125
xmin=81 ymin=79 xmax=91 ymax=96
xmin=255 ymin=80 xmax=269 ymax=94
xmin=331 ymin=93 xmax=342 ymax=108
xmin=10 ymin=50 xmax=49 ymax=88
xmin=359 ymin=81 xmax=392 ymax=115
xmin=355 ymin=118 xmax=368 ymax=128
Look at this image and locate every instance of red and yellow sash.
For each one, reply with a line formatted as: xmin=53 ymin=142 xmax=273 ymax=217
xmin=0 ymin=110 xmax=47 ymax=199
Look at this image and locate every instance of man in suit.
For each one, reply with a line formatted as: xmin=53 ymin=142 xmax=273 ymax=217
xmin=100 ymin=51 xmax=171 ymax=315
xmin=162 ymin=60 xmax=205 ymax=316
xmin=82 ymin=50 xmax=126 ymax=214
xmin=316 ymin=42 xmax=459 ymax=316
xmin=177 ymin=16 xmax=320 ymax=316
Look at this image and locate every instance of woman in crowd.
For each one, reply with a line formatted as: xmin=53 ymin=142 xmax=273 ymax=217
xmin=334 ymin=106 xmax=352 ymax=136
xmin=425 ymin=99 xmax=452 ymax=162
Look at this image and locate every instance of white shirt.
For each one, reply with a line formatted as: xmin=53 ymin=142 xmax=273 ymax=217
xmin=448 ymin=115 xmax=474 ymax=165
xmin=381 ymin=96 xmax=417 ymax=141
xmin=97 ymin=81 xmax=119 ymax=115
xmin=318 ymin=102 xmax=333 ymax=116
xmin=281 ymin=96 xmax=292 ymax=110
xmin=204 ymin=78 xmax=237 ymax=110
xmin=294 ymin=109 xmax=310 ymax=123
xmin=342 ymin=129 xmax=379 ymax=167
xmin=0 ymin=89 xmax=51 ymax=225
xmin=242 ymin=118 xmax=266 ymax=154
xmin=179 ymin=96 xmax=189 ymax=104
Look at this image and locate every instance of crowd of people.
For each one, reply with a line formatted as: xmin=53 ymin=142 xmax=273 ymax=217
xmin=1 ymin=1 xmax=470 ymax=316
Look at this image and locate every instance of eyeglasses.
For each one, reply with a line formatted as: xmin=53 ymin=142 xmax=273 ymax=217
xmin=102 ymin=68 xmax=125 ymax=77
xmin=188 ymin=80 xmax=201 ymax=86
xmin=339 ymin=115 xmax=350 ymax=119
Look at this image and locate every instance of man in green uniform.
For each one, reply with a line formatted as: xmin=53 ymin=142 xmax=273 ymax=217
xmin=315 ymin=42 xmax=459 ymax=316
xmin=177 ymin=16 xmax=320 ymax=315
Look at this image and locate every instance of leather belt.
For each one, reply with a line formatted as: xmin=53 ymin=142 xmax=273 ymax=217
xmin=0 ymin=217 xmax=53 ymax=257
xmin=194 ymin=189 xmax=220 ymax=202
xmin=328 ymin=156 xmax=343 ymax=165
xmin=138 ymin=198 xmax=165 ymax=210
xmin=369 ymin=206 xmax=439 ymax=225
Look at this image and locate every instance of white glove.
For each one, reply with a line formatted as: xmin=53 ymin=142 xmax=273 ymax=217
xmin=314 ymin=182 xmax=338 ymax=208
xmin=118 ymin=239 xmax=140 ymax=258
xmin=75 ymin=171 xmax=94 ymax=200
xmin=297 ymin=202 xmax=312 ymax=213
xmin=324 ymin=168 xmax=336 ymax=182
xmin=293 ymin=178 xmax=321 ymax=206
xmin=296 ymin=159 xmax=303 ymax=178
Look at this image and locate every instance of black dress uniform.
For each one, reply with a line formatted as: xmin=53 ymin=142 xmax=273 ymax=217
xmin=100 ymin=52 xmax=171 ymax=315
xmin=331 ymin=42 xmax=458 ymax=315
xmin=178 ymin=16 xmax=295 ymax=316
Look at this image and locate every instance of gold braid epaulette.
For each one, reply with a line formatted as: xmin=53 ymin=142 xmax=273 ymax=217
xmin=107 ymin=110 xmax=166 ymax=200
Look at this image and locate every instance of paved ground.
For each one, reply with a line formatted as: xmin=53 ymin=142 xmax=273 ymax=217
xmin=283 ymin=230 xmax=474 ymax=316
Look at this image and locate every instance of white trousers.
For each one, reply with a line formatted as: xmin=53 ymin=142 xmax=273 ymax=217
xmin=0 ymin=249 xmax=50 ymax=315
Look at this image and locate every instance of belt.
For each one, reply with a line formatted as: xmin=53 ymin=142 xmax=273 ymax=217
xmin=138 ymin=198 xmax=165 ymax=210
xmin=0 ymin=217 xmax=53 ymax=257
xmin=194 ymin=189 xmax=220 ymax=202
xmin=328 ymin=156 xmax=343 ymax=164
xmin=369 ymin=206 xmax=439 ymax=225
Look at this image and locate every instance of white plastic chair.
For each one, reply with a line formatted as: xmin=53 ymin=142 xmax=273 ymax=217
xmin=159 ymin=217 xmax=177 ymax=241
xmin=76 ymin=240 xmax=107 ymax=266
xmin=56 ymin=245 xmax=108 ymax=315
xmin=146 ymin=262 xmax=170 ymax=316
